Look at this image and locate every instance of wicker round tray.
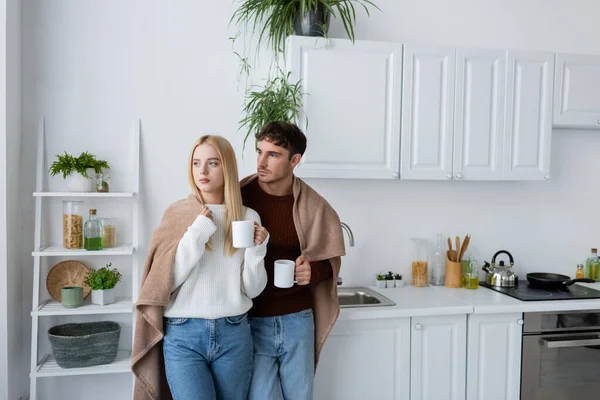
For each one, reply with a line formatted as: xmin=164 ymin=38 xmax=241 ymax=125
xmin=46 ymin=260 xmax=91 ymax=302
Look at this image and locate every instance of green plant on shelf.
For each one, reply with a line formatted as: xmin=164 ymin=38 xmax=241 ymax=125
xmin=49 ymin=151 xmax=109 ymax=179
xmin=84 ymin=263 xmax=122 ymax=291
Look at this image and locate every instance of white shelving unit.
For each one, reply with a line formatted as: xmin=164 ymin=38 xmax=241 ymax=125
xmin=29 ymin=117 xmax=140 ymax=400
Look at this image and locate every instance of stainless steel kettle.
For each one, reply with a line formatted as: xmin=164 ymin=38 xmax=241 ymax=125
xmin=482 ymin=250 xmax=518 ymax=287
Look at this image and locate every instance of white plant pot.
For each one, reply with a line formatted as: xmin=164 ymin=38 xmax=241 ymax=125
xmin=395 ymin=280 xmax=405 ymax=288
xmin=67 ymin=168 xmax=95 ymax=192
xmin=91 ymin=288 xmax=115 ymax=306
xmin=375 ymin=280 xmax=386 ymax=289
xmin=386 ymin=280 xmax=395 ymax=288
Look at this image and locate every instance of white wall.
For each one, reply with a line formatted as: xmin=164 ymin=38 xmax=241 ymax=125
xmin=19 ymin=0 xmax=600 ymax=398
xmin=1 ymin=0 xmax=22 ymax=398
xmin=0 ymin=0 xmax=7 ymax=396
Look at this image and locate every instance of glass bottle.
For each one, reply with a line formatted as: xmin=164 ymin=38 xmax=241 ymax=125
xmin=585 ymin=248 xmax=599 ymax=281
xmin=431 ymin=233 xmax=445 ymax=286
xmin=96 ymin=170 xmax=110 ymax=192
xmin=411 ymin=238 xmax=428 ymax=287
xmin=62 ymin=200 xmax=84 ymax=249
xmin=84 ymin=209 xmax=103 ymax=250
xmin=576 ymin=264 xmax=585 ymax=279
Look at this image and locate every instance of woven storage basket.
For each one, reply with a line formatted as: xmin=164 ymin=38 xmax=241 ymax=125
xmin=48 ymin=321 xmax=120 ymax=368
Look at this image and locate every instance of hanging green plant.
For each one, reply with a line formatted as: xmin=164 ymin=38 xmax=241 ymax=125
xmin=238 ymin=71 xmax=305 ymax=150
xmin=231 ymin=0 xmax=380 ymax=58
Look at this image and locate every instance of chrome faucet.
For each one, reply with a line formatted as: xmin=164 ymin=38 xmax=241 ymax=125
xmin=341 ymin=222 xmax=355 ymax=247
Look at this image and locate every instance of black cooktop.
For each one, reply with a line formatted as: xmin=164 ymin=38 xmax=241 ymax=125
xmin=480 ymin=281 xmax=600 ymax=301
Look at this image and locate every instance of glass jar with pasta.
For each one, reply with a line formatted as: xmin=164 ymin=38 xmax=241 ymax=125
xmin=100 ymin=217 xmax=116 ymax=248
xmin=411 ymin=238 xmax=428 ymax=287
xmin=62 ymin=201 xmax=84 ymax=249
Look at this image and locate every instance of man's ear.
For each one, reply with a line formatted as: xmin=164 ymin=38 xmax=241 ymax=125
xmin=290 ymin=153 xmax=302 ymax=168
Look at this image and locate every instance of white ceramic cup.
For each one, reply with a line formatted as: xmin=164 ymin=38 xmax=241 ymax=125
xmin=232 ymin=220 xmax=255 ymax=248
xmin=274 ymin=259 xmax=297 ymax=288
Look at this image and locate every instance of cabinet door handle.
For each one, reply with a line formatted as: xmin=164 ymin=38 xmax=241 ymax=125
xmin=415 ymin=323 xmax=422 ymax=330
xmin=544 ymin=174 xmax=551 ymax=180
xmin=392 ymin=172 xmax=399 ymax=179
xmin=517 ymin=319 xmax=524 ymax=325
xmin=446 ymin=173 xmax=453 ymax=180
xmin=455 ymin=173 xmax=463 ymax=179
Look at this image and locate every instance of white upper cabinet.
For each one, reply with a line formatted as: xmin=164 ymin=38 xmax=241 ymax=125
xmin=503 ymin=51 xmax=554 ymax=180
xmin=288 ymin=36 xmax=403 ymax=179
xmin=453 ymin=49 xmax=506 ymax=181
xmin=401 ymin=45 xmax=456 ymax=180
xmin=553 ymin=53 xmax=600 ymax=129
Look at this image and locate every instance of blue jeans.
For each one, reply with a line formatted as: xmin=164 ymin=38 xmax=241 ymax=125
xmin=162 ymin=314 xmax=253 ymax=400
xmin=248 ymin=309 xmax=315 ymax=400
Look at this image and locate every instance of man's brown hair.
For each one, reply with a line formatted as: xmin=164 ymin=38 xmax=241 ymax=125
xmin=255 ymin=121 xmax=307 ymax=159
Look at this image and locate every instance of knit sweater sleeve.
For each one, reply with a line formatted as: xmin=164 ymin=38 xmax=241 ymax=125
xmin=240 ymin=208 xmax=269 ymax=299
xmin=171 ymin=215 xmax=217 ymax=291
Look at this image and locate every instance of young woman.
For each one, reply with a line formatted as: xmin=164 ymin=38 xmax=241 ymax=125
xmin=161 ymin=135 xmax=269 ymax=400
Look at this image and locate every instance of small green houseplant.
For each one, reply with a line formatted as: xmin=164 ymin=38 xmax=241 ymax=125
xmin=239 ymin=71 xmax=305 ymax=150
xmin=84 ymin=263 xmax=122 ymax=306
xmin=231 ymin=0 xmax=380 ymax=58
xmin=49 ymin=151 xmax=109 ymax=192
xmin=375 ymin=272 xmax=386 ymax=288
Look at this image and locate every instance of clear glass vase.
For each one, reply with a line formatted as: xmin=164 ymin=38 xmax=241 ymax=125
xmin=411 ymin=238 xmax=428 ymax=287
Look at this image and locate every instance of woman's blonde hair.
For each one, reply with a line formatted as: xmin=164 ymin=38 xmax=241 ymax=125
xmin=188 ymin=135 xmax=244 ymax=256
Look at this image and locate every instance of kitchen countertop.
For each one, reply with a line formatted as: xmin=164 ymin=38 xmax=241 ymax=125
xmin=338 ymin=283 xmax=600 ymax=320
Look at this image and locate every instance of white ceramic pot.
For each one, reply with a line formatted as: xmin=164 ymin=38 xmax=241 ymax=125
xmin=375 ymin=280 xmax=386 ymax=289
xmin=91 ymin=288 xmax=115 ymax=306
xmin=67 ymin=168 xmax=95 ymax=192
xmin=395 ymin=279 xmax=405 ymax=288
xmin=386 ymin=280 xmax=395 ymax=288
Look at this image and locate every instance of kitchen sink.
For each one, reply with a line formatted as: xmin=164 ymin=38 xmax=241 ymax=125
xmin=337 ymin=287 xmax=396 ymax=308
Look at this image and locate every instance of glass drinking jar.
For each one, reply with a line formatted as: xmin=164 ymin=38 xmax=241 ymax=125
xmin=411 ymin=238 xmax=428 ymax=287
xmin=62 ymin=201 xmax=84 ymax=249
xmin=462 ymin=257 xmax=480 ymax=290
xmin=100 ymin=217 xmax=116 ymax=248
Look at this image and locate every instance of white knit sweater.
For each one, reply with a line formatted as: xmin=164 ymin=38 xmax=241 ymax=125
xmin=163 ymin=205 xmax=268 ymax=319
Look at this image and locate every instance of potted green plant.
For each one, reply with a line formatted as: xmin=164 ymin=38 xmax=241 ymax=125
xmin=375 ymin=272 xmax=386 ymax=289
xmin=385 ymin=271 xmax=395 ymax=288
xmin=239 ymin=71 xmax=304 ymax=150
xmin=84 ymin=263 xmax=122 ymax=306
xmin=231 ymin=0 xmax=380 ymax=58
xmin=49 ymin=151 xmax=109 ymax=192
xmin=394 ymin=273 xmax=404 ymax=288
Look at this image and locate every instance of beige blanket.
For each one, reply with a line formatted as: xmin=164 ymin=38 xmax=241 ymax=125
xmin=131 ymin=194 xmax=203 ymax=400
xmin=240 ymin=174 xmax=346 ymax=364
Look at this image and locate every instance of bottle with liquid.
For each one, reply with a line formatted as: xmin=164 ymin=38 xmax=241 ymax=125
xmin=431 ymin=233 xmax=445 ymax=286
xmin=84 ymin=209 xmax=103 ymax=250
xmin=576 ymin=264 xmax=585 ymax=279
xmin=585 ymin=248 xmax=599 ymax=281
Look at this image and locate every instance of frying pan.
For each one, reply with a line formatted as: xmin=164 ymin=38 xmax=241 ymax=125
xmin=526 ymin=272 xmax=595 ymax=289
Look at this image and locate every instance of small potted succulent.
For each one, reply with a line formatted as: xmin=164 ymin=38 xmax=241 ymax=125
xmin=84 ymin=263 xmax=122 ymax=306
xmin=49 ymin=151 xmax=109 ymax=192
xmin=375 ymin=272 xmax=386 ymax=288
xmin=394 ymin=273 xmax=404 ymax=288
xmin=385 ymin=271 xmax=395 ymax=288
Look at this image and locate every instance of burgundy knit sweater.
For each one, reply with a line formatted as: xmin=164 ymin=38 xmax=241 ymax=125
xmin=241 ymin=178 xmax=333 ymax=317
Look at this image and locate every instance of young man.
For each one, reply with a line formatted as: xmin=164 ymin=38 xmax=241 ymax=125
xmin=240 ymin=121 xmax=346 ymax=400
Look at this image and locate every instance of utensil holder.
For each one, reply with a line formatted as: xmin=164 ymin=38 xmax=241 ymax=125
xmin=445 ymin=254 xmax=462 ymax=288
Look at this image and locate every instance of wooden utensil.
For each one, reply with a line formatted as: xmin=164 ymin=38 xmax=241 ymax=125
xmin=455 ymin=236 xmax=461 ymax=261
xmin=458 ymin=234 xmax=471 ymax=262
xmin=447 ymin=237 xmax=453 ymax=255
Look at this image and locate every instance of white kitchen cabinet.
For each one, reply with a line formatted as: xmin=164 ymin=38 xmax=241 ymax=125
xmin=466 ymin=313 xmax=523 ymax=400
xmin=453 ymin=49 xmax=506 ymax=180
xmin=400 ymin=45 xmax=455 ymax=180
xmin=503 ymin=51 xmax=554 ymax=180
xmin=553 ymin=53 xmax=600 ymax=129
xmin=410 ymin=314 xmax=467 ymax=400
xmin=314 ymin=317 xmax=411 ymax=400
xmin=288 ymin=36 xmax=403 ymax=179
